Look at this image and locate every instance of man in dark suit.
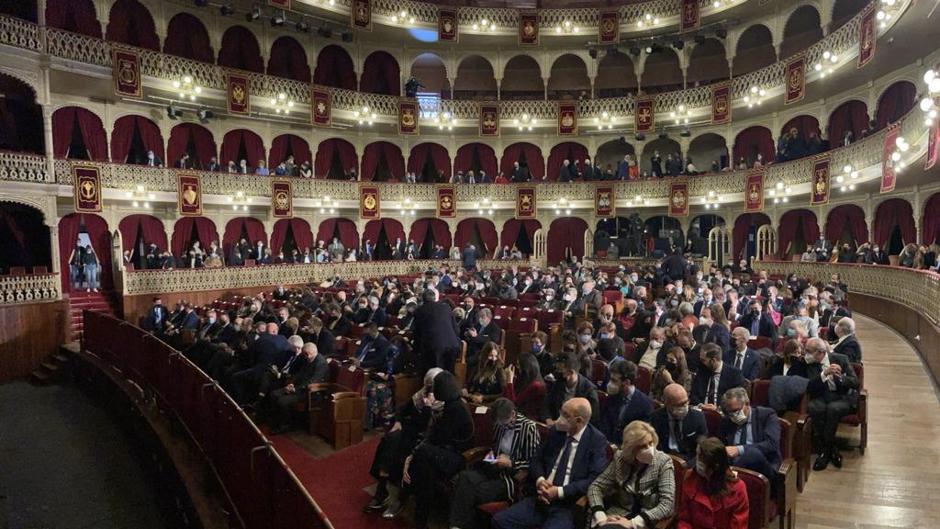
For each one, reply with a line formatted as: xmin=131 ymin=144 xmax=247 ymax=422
xmin=352 ymin=323 xmax=390 ymax=370
xmin=229 ymin=323 xmax=292 ymax=405
xmin=598 ymin=360 xmax=653 ymax=445
xmin=492 ymin=397 xmax=610 ymax=529
xmin=265 ymin=341 xmax=329 ymax=433
xmin=805 ymin=338 xmax=858 ymax=470
xmin=544 ymin=353 xmax=600 ymax=424
xmin=300 ymin=317 xmax=335 ymax=358
xmin=651 ymin=383 xmax=708 ymax=463
xmin=831 ymin=317 xmax=862 ymax=363
xmin=690 ymin=343 xmax=745 ymax=407
xmin=457 ymin=296 xmax=479 ymax=335
xmin=462 ymin=243 xmax=478 ymax=271
xmin=719 ymin=387 xmax=781 ymax=480
xmin=464 ymin=307 xmax=503 ymax=369
xmin=413 ymin=289 xmax=461 ymax=373
xmin=724 ymin=327 xmax=762 ymax=380
xmin=737 ymin=299 xmax=778 ymax=341
xmin=326 ymin=304 xmax=352 ymax=337
xmin=365 ymin=296 xmax=388 ymax=326
xmin=145 ymin=296 xmax=169 ymax=334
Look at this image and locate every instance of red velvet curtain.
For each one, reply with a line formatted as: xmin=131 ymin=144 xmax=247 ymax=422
xmin=454 ymin=143 xmax=498 ymax=178
xmin=118 ymin=214 xmax=167 ymax=253
xmin=171 ymin=217 xmax=219 ymax=256
xmin=409 ymin=218 xmax=452 ymax=250
xmin=269 ymin=134 xmax=312 ymax=167
xmin=874 ymin=198 xmax=916 ymax=248
xmin=360 ymin=51 xmax=401 ymax=96
xmin=218 ymin=26 xmax=263 ymax=73
xmin=363 ymin=219 xmax=404 ymax=244
xmin=271 ymin=218 xmax=313 ymax=254
xmin=547 ymin=218 xmax=587 ymax=264
xmin=58 ymin=213 xmax=112 ymax=291
xmin=825 ymin=204 xmax=868 ymax=245
xmin=46 ymin=0 xmax=101 ymax=38
xmin=314 ymin=139 xmax=358 ymax=178
xmin=317 ymin=218 xmax=359 ymax=249
xmin=923 ymin=193 xmax=940 ymax=246
xmin=500 ymin=219 xmax=542 ymax=249
xmin=777 ymin=210 xmax=819 ymax=258
xmin=732 ymin=213 xmax=770 ymax=259
xmin=500 ymin=142 xmax=544 ymax=180
xmin=313 ymin=45 xmax=357 ymax=90
xmin=875 ymin=81 xmax=916 ymax=131
xmin=51 ymin=107 xmax=108 ymax=161
xmin=780 ymin=115 xmax=820 ymax=139
xmin=361 ymin=142 xmax=405 ymax=181
xmin=164 ymin=13 xmax=213 ymax=63
xmin=827 ymin=100 xmax=869 ymax=144
xmin=455 ymin=218 xmax=498 ymax=254
xmin=407 ymin=143 xmax=451 ymax=180
xmin=167 ymin=123 xmax=217 ymax=168
xmin=221 ymin=129 xmax=265 ymax=167
xmin=733 ymin=126 xmax=774 ymax=166
xmin=105 ymin=0 xmax=159 ymax=50
xmin=547 ymin=142 xmax=589 ymax=181
xmin=267 ymin=36 xmax=311 ymax=82
xmin=110 ymin=115 xmax=164 ymax=164
xmin=222 ymin=217 xmax=267 ymax=256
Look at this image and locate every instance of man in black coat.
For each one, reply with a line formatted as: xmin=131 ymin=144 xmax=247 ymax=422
xmin=737 ymin=298 xmax=778 ymax=341
xmin=300 ymin=317 xmax=335 ymax=358
xmin=461 ymin=244 xmax=478 ymax=271
xmin=651 ymin=384 xmax=708 ymax=464
xmin=690 ymin=343 xmax=745 ymax=407
xmin=413 ymin=289 xmax=461 ymax=373
xmin=831 ymin=317 xmax=862 ymax=363
xmin=229 ymin=323 xmax=292 ymax=405
xmin=265 ymin=341 xmax=330 ymax=433
xmin=353 ymin=323 xmax=391 ymax=370
xmin=464 ymin=307 xmax=503 ymax=370
xmin=597 ymin=360 xmax=653 ymax=445
xmin=719 ymin=387 xmax=781 ymax=480
xmin=544 ymin=353 xmax=600 ymax=424
xmin=661 ymin=251 xmax=687 ymax=281
xmin=804 ymin=338 xmax=858 ymax=470
xmin=723 ymin=327 xmax=762 ymax=381
xmin=144 ymin=296 xmax=169 ymax=333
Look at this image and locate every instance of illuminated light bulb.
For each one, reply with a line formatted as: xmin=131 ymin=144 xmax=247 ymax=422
xmin=776 ymin=182 xmax=785 ymax=190
xmin=849 ymin=184 xmax=857 ymax=191
xmin=823 ymin=51 xmax=831 ymax=60
xmin=841 ymin=186 xmax=848 ymax=192
xmin=930 ymin=78 xmax=940 ymax=93
xmin=750 ymin=86 xmax=758 ymax=94
xmin=843 ymin=165 xmax=852 ymax=173
xmin=850 ymin=171 xmax=859 ymax=179
xmin=782 ymin=197 xmax=789 ymax=203
xmin=784 ymin=186 xmax=792 ymax=194
xmin=895 ymin=136 xmax=906 ymax=147
xmin=925 ymin=70 xmax=937 ymax=83
xmin=814 ymin=63 xmax=822 ymax=72
xmin=891 ymin=151 xmax=901 ymax=161
xmin=713 ymin=0 xmax=720 ymax=7
xmin=929 ymin=109 xmax=938 ymax=119
xmin=920 ymin=98 xmax=935 ymax=112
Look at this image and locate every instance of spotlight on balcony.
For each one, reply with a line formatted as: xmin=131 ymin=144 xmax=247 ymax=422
xmin=271 ymin=10 xmax=285 ymax=26
xmin=219 ymin=3 xmax=235 ymax=16
xmin=341 ymin=31 xmax=354 ymax=42
xmin=680 ymin=127 xmax=691 ymax=137
xmin=296 ymin=19 xmax=310 ymax=32
xmin=197 ymin=109 xmax=214 ymax=124
xmin=634 ymin=132 xmax=646 ymax=142
xmin=166 ymin=104 xmax=183 ymax=120
xmin=673 ymin=40 xmax=684 ymax=50
xmin=715 ymin=27 xmax=727 ymax=39
xmin=246 ymin=5 xmax=261 ymax=22
xmin=629 ymin=46 xmax=641 ymax=57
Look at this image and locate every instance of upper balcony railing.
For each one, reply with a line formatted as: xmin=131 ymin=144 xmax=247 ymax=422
xmin=0 ymin=150 xmax=53 ymax=183
xmin=0 ymin=273 xmax=61 ymax=304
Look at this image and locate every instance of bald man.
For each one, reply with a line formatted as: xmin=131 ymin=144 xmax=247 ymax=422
xmin=649 ymin=383 xmax=708 ymax=464
xmin=493 ymin=398 xmax=610 ymax=529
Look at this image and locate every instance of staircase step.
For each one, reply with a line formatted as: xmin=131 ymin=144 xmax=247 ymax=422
xmin=30 ymin=370 xmax=51 ymax=385
xmin=40 ymin=361 xmax=59 ymax=372
xmin=53 ymin=353 xmax=70 ymax=363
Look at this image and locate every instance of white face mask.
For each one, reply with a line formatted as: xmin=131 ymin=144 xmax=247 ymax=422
xmin=729 ymin=408 xmax=747 ymax=425
xmin=606 ymin=381 xmax=620 ymax=395
xmin=649 ymin=340 xmax=663 ymax=349
xmin=635 ymin=445 xmax=655 ymax=465
xmin=555 ymin=416 xmax=571 ymax=432
xmin=669 ymin=404 xmax=689 ymax=420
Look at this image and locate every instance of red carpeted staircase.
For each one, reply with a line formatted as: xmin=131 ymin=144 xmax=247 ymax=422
xmin=67 ymin=290 xmax=120 ymax=342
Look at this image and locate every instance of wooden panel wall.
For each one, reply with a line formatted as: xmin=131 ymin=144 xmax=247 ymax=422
xmin=0 ymin=300 xmax=68 ymax=381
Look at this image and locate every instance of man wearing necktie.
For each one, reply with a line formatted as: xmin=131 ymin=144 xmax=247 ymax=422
xmin=718 ymin=387 xmax=781 ymax=481
xmin=493 ymin=398 xmax=610 ymax=529
xmin=804 ymin=338 xmax=858 ymax=471
xmin=723 ymin=327 xmax=760 ymax=380
xmin=691 ymin=343 xmax=745 ymax=409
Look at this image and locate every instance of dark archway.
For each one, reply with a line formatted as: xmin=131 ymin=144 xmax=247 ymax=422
xmin=218 ymin=25 xmax=263 ymax=73
xmin=164 ymin=13 xmax=213 ymax=63
xmin=0 ymin=202 xmax=50 ymax=274
xmin=0 ymin=74 xmax=44 ymax=154
xmin=267 ymin=36 xmax=310 ymax=82
xmin=733 ymin=24 xmax=776 ymax=76
xmin=361 ymin=51 xmax=401 ymax=96
xmin=106 ymin=0 xmax=160 ymax=50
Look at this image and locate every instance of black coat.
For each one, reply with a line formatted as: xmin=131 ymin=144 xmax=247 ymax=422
xmin=544 ymin=374 xmax=600 ymax=424
xmin=690 ymin=364 xmax=745 ymax=406
xmin=832 ymin=335 xmax=862 ymax=363
xmin=413 ymin=301 xmax=461 ymax=371
xmin=292 ymin=353 xmax=330 ymax=388
xmin=650 ymin=406 xmax=708 ymax=462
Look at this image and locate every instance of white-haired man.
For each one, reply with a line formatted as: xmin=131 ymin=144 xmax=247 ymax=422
xmin=805 ymin=337 xmax=858 ymax=471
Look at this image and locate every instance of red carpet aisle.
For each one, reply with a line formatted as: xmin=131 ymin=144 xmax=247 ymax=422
xmin=271 ymin=435 xmax=409 ymax=529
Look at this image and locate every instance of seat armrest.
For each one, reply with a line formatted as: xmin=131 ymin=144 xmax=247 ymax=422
xmin=776 ymin=458 xmax=797 ymax=513
xmin=462 ymin=446 xmax=491 ymax=464
xmin=858 ymin=389 xmax=868 ymax=419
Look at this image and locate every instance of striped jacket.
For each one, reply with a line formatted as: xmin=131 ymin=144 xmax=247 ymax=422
xmin=492 ymin=413 xmax=540 ymax=498
xmin=587 ymin=449 xmax=675 ymax=526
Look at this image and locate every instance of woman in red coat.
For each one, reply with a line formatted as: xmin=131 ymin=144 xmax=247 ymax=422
xmin=501 ymin=353 xmax=546 ymax=421
xmin=677 ymin=437 xmax=749 ymax=529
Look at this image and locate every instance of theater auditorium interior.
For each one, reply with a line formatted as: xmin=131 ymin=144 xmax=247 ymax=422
xmin=2 ymin=0 xmax=940 ymax=527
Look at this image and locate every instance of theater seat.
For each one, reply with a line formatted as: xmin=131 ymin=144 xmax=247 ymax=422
xmin=751 ymin=379 xmax=811 ymax=492
xmin=748 ymin=336 xmax=772 ymax=350
xmin=635 ymin=365 xmax=652 ymax=395
xmin=505 ymin=317 xmax=537 ymax=365
xmin=307 ymin=360 xmax=366 ymax=449
xmin=839 ymin=362 xmax=868 ymax=454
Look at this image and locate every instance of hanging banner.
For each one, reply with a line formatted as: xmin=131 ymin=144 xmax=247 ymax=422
xmin=681 ymin=0 xmax=700 ymax=31
xmin=598 ymin=11 xmax=619 ymax=43
xmin=359 ymin=184 xmax=380 ymax=219
xmin=927 ymin=118 xmax=939 ymax=171
xmin=112 ymin=47 xmax=141 ymax=99
xmin=72 ymin=166 xmax=102 ymax=213
xmin=268 ymin=0 xmax=290 ymax=7
xmin=711 ymin=83 xmax=732 ymax=125
xmin=857 ymin=1 xmax=876 ymax=69
xmin=438 ymin=8 xmax=458 ymax=42
xmin=311 ymin=86 xmax=332 ymax=127
xmin=519 ymin=12 xmax=539 ymax=45
xmin=810 ymin=154 xmax=830 ymax=205
xmin=785 ymin=54 xmax=805 ymax=105
xmin=437 ymin=185 xmax=456 ymax=218
xmin=516 ymin=186 xmax=537 ymax=219
xmin=479 ymin=103 xmax=499 ymax=137
xmin=226 ymin=72 xmax=250 ymax=115
xmin=272 ymin=180 xmax=293 ymax=218
xmin=399 ymin=98 xmax=419 ymax=135
xmin=668 ymin=181 xmax=689 ymax=217
xmin=595 ymin=184 xmax=615 ymax=218
xmin=351 ymin=0 xmax=372 ymax=30
xmin=635 ymin=98 xmax=654 ymax=133
xmin=880 ymin=123 xmax=900 ymax=193
xmin=557 ymin=102 xmax=578 ymax=135
xmin=177 ymin=173 xmax=202 ymax=216
xmin=744 ymin=168 xmax=765 ymax=212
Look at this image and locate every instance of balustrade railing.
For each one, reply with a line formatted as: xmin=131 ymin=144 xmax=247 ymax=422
xmin=0 ymin=151 xmax=52 ymax=183
xmin=0 ymin=15 xmax=41 ymax=51
xmin=0 ymin=273 xmax=60 ymax=304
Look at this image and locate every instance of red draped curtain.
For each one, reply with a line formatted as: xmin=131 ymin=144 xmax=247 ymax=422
xmin=106 ymin=0 xmax=159 ymax=50
xmin=269 ymin=134 xmax=312 ymax=167
xmin=171 ymin=217 xmax=219 ymax=256
xmin=218 ymin=26 xmax=263 ymax=73
xmin=454 ymin=143 xmax=498 ymax=178
xmin=222 ymin=217 xmax=267 ymax=256
xmin=825 ymin=204 xmax=868 ymax=246
xmin=827 ymin=100 xmax=869 ymax=144
xmin=875 ymin=81 xmax=916 ymax=131
xmin=409 ymin=218 xmax=452 ymax=251
xmin=500 ymin=142 xmax=544 ymax=180
xmin=407 ymin=143 xmax=451 ymax=181
xmin=271 ymin=218 xmax=313 ymax=254
xmin=733 ymin=126 xmax=774 ymax=166
xmin=314 ymin=138 xmax=358 ymax=179
xmin=732 ymin=213 xmax=770 ymax=259
xmin=874 ymin=198 xmax=916 ymax=249
xmin=46 ymin=0 xmax=101 ymax=38
xmin=777 ymin=209 xmax=819 ymax=258
xmin=780 ymin=115 xmax=820 ymax=140
xmin=923 ymin=193 xmax=940 ymax=246
xmin=314 ymin=45 xmax=357 ymax=90
xmin=267 ymin=36 xmax=310 ymax=82
xmin=454 ymin=218 xmax=498 ymax=255
xmin=363 ymin=219 xmax=405 ymax=244
xmin=361 ymin=141 xmax=405 ymax=182
xmin=58 ymin=213 xmax=112 ymax=291
xmin=51 ymin=107 xmax=108 ymax=161
xmin=360 ymin=51 xmax=401 ymax=96
xmin=501 ymin=219 xmax=542 ymax=251
xmin=164 ymin=13 xmax=213 ymax=63
xmin=547 ymin=142 xmax=589 ymax=181
xmin=548 ymin=218 xmax=587 ymax=264
xmin=167 ymin=123 xmax=217 ymax=168
xmin=317 ymin=218 xmax=359 ymax=249
xmin=118 ymin=214 xmax=167 ymax=253
xmin=220 ymin=129 xmax=265 ymax=167
xmin=110 ymin=115 xmax=164 ymax=164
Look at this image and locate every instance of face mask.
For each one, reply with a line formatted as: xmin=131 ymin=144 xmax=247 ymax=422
xmin=670 ymin=404 xmax=689 ymax=420
xmin=786 ymin=328 xmax=796 ymax=337
xmin=555 ymin=416 xmax=571 ymax=432
xmin=599 ymin=332 xmax=611 ymax=340
xmin=208 ymin=318 xmax=216 ymax=325
xmin=579 ymin=334 xmax=592 ymax=345
xmin=805 ymin=353 xmax=819 ymax=364
xmin=729 ymin=409 xmax=747 ymax=425
xmin=695 ymin=460 xmax=708 ymax=477
xmin=670 ymin=299 xmax=679 ymax=308
xmin=630 ymin=275 xmax=639 ymax=283
xmin=635 ymin=445 xmax=655 ymax=465
xmin=700 ymin=318 xmax=713 ymax=327
xmin=606 ymin=382 xmax=620 ymax=395
xmin=582 ymin=287 xmax=591 ymax=295
xmin=649 ymin=340 xmax=663 ymax=349
xmin=531 ymin=344 xmax=543 ymax=354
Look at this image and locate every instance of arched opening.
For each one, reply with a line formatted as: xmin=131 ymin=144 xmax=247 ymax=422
xmin=317 ymin=218 xmax=359 ymax=256
xmin=547 ymin=54 xmax=590 ymax=100
xmin=922 ymin=193 xmax=940 ymax=246
xmin=220 ymin=129 xmax=266 ymax=171
xmin=269 ymin=134 xmax=312 ymax=171
xmin=831 ymin=0 xmax=869 ymax=31
xmin=0 ymin=74 xmax=44 ymax=154
xmin=52 ymin=107 xmax=108 ymax=161
xmin=778 ymin=115 xmax=823 ymax=161
xmin=221 ymin=217 xmax=267 ymax=263
xmin=687 ymin=133 xmax=728 ymax=173
xmin=106 ymin=0 xmax=160 ymax=50
xmin=733 ymin=213 xmax=770 ymax=261
xmin=595 ymin=138 xmax=635 ymax=176
xmin=733 ymin=24 xmax=776 ymax=76
xmin=167 ymin=123 xmax=217 ymax=169
xmin=595 ymin=51 xmax=636 ymax=98
xmin=315 ymin=138 xmax=358 ymax=180
xmin=314 ymin=45 xmax=357 ymax=90
xmin=644 ymin=216 xmax=684 ymax=254
xmin=501 ymin=219 xmax=541 ymax=258
xmin=117 ymin=214 xmax=167 ymax=269
xmin=0 ymin=0 xmax=37 ymax=21
xmin=641 ymin=48 xmax=683 ymax=93
xmin=271 ymin=218 xmax=313 ymax=258
xmin=408 ymin=218 xmax=451 ymax=258
xmin=641 ymin=137 xmax=682 ymax=176
xmin=360 ymin=51 xmax=401 ymax=96
xmin=454 ymin=218 xmax=498 ymax=257
xmin=547 ymin=142 xmax=589 ymax=181
xmin=825 ymin=204 xmax=868 ymax=248
xmin=363 ymin=219 xmax=405 ymax=260
xmin=687 ymin=39 xmax=729 ymax=87
xmin=874 ymin=199 xmax=915 ymax=254
xmin=454 ymin=55 xmax=497 ymax=100
xmin=59 ymin=213 xmax=112 ymax=292
xmin=410 ymin=53 xmax=449 ymax=98
xmin=548 ymin=217 xmax=588 ymax=264
xmin=688 ymin=214 xmax=726 ymax=256
xmin=267 ymin=36 xmax=310 ymax=82
xmin=218 ymin=26 xmax=263 ymax=73
xmin=778 ymin=209 xmax=819 ymax=258
xmin=501 ymin=142 xmax=544 ymax=180
xmin=170 ymin=217 xmax=220 ymax=261
xmin=454 ymin=143 xmax=498 ymax=180
xmin=827 ymin=100 xmax=870 ymax=145
xmin=361 ymin=141 xmax=405 ymax=182
xmin=408 ymin=142 xmax=451 ymax=183
xmin=0 ymin=202 xmax=51 ymax=274
xmin=874 ymin=81 xmax=917 ymax=131
xmin=164 ymin=13 xmax=213 ymax=63
xmin=110 ymin=115 xmax=164 ymax=165
xmin=45 ymin=0 xmax=100 ymax=38
xmin=733 ymin=126 xmax=774 ymax=168
xmin=501 ymin=55 xmax=543 ymax=100
xmin=780 ymin=6 xmax=822 ymax=58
